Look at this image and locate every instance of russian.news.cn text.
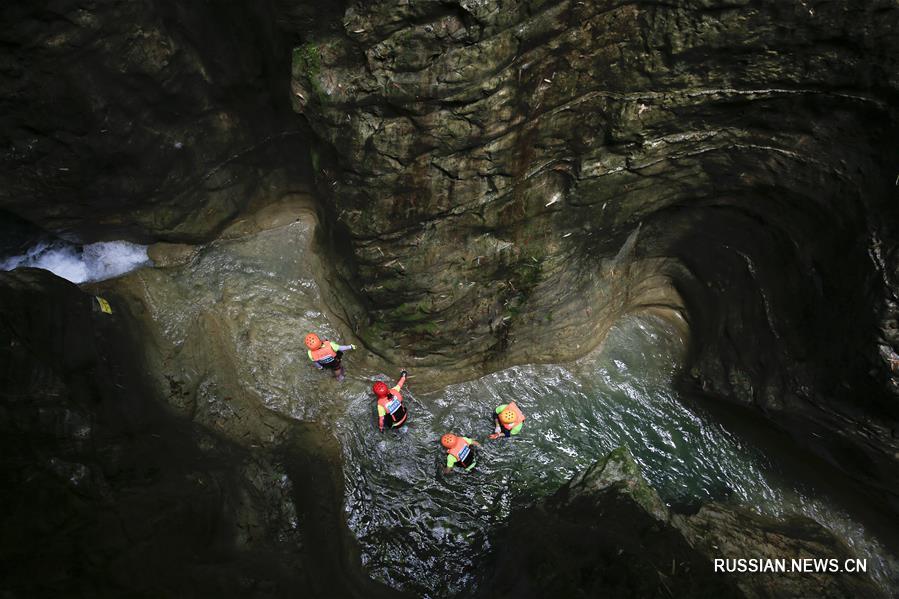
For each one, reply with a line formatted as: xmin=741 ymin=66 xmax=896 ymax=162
xmin=714 ymin=558 xmax=867 ymax=574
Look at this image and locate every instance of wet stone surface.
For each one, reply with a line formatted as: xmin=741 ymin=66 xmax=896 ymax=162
xmin=105 ymin=217 xmax=897 ymax=596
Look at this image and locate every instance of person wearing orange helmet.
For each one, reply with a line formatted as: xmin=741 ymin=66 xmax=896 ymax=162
xmin=374 ymin=370 xmax=409 ymax=432
xmin=441 ymin=433 xmax=480 ymax=473
xmin=305 ymin=332 xmax=355 ymax=381
xmin=489 ymin=401 xmax=525 ymax=439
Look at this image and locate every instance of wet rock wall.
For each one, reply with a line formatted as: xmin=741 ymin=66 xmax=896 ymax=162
xmin=2 ymin=0 xmax=899 ymax=571
xmin=289 ymin=0 xmax=899 ymax=503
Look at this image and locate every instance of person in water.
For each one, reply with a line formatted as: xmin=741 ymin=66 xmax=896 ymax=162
xmin=375 ymin=370 xmax=409 ymax=432
xmin=441 ymin=434 xmax=480 ymax=473
xmin=305 ymin=333 xmax=355 ymax=381
xmin=489 ymin=401 xmax=525 ymax=439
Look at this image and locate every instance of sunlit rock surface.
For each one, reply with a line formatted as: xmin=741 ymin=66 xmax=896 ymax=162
xmin=290 ymin=0 xmax=899 ymax=507
xmin=3 ymin=0 xmax=898 ymax=500
xmin=2 ymin=0 xmax=899 ymax=596
xmin=100 ymin=212 xmax=896 ymax=594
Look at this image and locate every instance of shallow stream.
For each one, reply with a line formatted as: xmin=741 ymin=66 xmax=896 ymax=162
xmin=339 ymin=315 xmax=898 ymax=595
xmin=107 ymin=218 xmax=897 ymax=596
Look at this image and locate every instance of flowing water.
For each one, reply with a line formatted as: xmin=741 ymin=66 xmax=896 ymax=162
xmin=0 ymin=239 xmax=150 ymax=283
xmin=115 ymin=217 xmax=898 ymax=597
xmin=338 ymin=316 xmax=898 ymax=595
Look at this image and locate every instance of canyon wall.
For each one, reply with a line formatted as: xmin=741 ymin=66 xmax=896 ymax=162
xmin=289 ymin=0 xmax=899 ymax=502
xmin=2 ymin=0 xmax=898 ymax=527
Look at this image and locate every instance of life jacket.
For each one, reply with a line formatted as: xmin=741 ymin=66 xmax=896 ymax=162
xmin=447 ymin=436 xmax=474 ymax=467
xmin=501 ymin=401 xmax=526 ymax=431
xmin=309 ymin=341 xmax=337 ymax=364
xmin=379 ymin=390 xmax=407 ymax=426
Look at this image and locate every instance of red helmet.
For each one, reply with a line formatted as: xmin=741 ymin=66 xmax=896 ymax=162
xmin=305 ymin=333 xmax=322 ymax=350
xmin=441 ymin=434 xmax=457 ymax=449
xmin=372 ymin=381 xmax=389 ymax=397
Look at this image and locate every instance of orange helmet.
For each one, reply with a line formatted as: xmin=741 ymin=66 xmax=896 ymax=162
xmin=372 ymin=381 xmax=389 ymax=397
xmin=441 ymin=434 xmax=457 ymax=449
xmin=305 ymin=333 xmax=322 ymax=350
xmin=500 ymin=409 xmax=517 ymax=424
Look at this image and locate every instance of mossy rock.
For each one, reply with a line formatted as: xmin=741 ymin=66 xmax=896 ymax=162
xmin=567 ymin=446 xmax=669 ymax=522
xmin=291 ymin=43 xmax=325 ymax=101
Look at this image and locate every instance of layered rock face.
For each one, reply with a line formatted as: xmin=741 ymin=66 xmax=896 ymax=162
xmin=3 ymin=1 xmax=899 ymax=592
xmin=291 ymin=0 xmax=899 ymax=498
xmin=0 ymin=0 xmax=310 ymax=242
xmin=3 ymin=1 xmax=897 ymax=497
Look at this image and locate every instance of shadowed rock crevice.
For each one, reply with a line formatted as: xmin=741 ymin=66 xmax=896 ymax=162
xmin=0 ymin=270 xmax=306 ymax=596
xmin=0 ymin=0 xmax=314 ymax=242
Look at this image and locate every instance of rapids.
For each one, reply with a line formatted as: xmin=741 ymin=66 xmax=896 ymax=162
xmin=0 ymin=239 xmax=150 ymax=284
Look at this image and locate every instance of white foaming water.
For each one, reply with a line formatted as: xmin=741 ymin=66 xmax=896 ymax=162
xmin=0 ymin=240 xmax=151 ymax=284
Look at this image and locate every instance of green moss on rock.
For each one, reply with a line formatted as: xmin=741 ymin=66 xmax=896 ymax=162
xmin=292 ymin=43 xmax=325 ymax=100
xmin=568 ymin=446 xmax=669 ymax=521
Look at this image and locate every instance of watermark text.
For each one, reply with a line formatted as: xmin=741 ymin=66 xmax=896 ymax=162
xmin=713 ymin=558 xmax=867 ymax=574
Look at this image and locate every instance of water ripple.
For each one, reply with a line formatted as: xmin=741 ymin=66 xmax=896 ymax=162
xmin=142 ymin=222 xmax=897 ymax=595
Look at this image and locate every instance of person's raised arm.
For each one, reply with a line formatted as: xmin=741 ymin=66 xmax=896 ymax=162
xmin=394 ymin=370 xmax=408 ymax=390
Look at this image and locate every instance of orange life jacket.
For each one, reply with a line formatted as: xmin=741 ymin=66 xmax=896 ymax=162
xmin=447 ymin=436 xmax=473 ymax=464
xmin=309 ymin=341 xmax=337 ymax=363
xmin=378 ymin=390 xmax=407 ymax=425
xmin=501 ymin=401 xmax=526 ymax=430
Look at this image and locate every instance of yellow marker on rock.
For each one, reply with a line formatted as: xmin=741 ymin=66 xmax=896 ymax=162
xmin=95 ymin=296 xmax=112 ymax=314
